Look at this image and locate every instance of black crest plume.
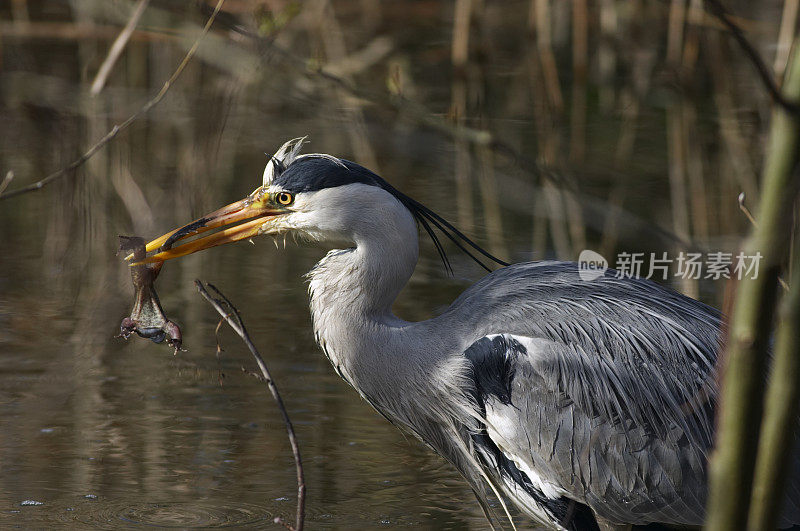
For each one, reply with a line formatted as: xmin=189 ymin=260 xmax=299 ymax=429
xmin=375 ymin=178 xmax=510 ymax=274
xmin=270 ymin=152 xmax=510 ymax=274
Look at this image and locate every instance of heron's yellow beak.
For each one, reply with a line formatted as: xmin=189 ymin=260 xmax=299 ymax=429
xmin=126 ymin=188 xmax=285 ymax=264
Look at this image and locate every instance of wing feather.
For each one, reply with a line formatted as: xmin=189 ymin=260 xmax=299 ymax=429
xmin=451 ymin=262 xmax=723 ymax=525
xmin=449 ymin=262 xmax=800 ymax=526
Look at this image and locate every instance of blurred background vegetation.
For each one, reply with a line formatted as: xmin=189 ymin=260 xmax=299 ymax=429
xmin=0 ymin=0 xmax=797 ymax=528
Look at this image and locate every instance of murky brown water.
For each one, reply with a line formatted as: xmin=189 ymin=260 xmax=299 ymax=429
xmin=0 ymin=0 xmax=782 ymax=528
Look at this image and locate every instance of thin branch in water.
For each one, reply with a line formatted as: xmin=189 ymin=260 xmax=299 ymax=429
xmin=90 ymin=0 xmax=150 ymax=96
xmin=195 ymin=280 xmax=305 ymax=531
xmin=0 ymin=0 xmax=226 ymax=201
xmin=704 ymin=0 xmax=800 ymax=116
xmin=241 ymin=366 xmax=266 ymax=382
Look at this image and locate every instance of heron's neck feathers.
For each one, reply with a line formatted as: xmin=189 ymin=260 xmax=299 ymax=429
xmin=303 ymin=194 xmax=485 ymax=485
xmin=305 ymin=200 xmax=419 ymax=387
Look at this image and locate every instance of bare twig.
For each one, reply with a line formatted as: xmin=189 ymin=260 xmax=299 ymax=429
xmin=704 ymin=0 xmax=800 ymax=116
xmin=0 ymin=171 xmax=14 ymax=195
xmin=90 ymin=0 xmax=150 ymax=96
xmin=241 ymin=366 xmax=266 ymax=382
xmin=738 ymin=192 xmax=758 ymax=227
xmin=195 ymin=280 xmax=305 ymax=531
xmin=0 ymin=0 xmax=226 ymax=201
xmin=214 ymin=315 xmax=228 ymax=354
xmin=738 ymin=192 xmax=791 ymax=292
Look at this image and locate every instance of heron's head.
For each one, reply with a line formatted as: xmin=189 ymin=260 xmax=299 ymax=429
xmin=128 ymin=138 xmax=506 ymax=272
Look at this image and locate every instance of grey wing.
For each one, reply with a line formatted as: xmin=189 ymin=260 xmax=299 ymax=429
xmin=466 ymin=333 xmax=712 ymax=526
xmin=451 ymin=263 xmax=800 ymax=526
xmin=452 ymin=263 xmax=724 ymax=525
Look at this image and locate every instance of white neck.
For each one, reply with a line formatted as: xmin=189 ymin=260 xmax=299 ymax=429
xmin=305 ymin=190 xmax=419 ymax=395
xmin=299 ymin=185 xmax=475 ymax=447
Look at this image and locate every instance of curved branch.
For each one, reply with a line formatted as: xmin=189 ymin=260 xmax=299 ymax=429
xmin=195 ymin=280 xmax=305 ymax=531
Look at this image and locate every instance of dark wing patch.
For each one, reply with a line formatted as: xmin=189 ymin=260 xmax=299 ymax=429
xmin=465 ymin=335 xmax=599 ymax=530
xmin=465 ymin=335 xmax=524 ymax=407
xmin=472 ymin=432 xmax=599 ymax=531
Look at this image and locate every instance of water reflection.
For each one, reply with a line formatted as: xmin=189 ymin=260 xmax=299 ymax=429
xmin=0 ymin=0 xmax=782 ymax=528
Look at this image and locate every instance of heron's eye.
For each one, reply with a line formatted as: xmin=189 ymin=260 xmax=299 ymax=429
xmin=276 ymin=192 xmax=294 ymax=206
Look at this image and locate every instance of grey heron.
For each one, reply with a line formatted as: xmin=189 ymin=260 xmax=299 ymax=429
xmin=130 ymin=138 xmax=800 ymax=530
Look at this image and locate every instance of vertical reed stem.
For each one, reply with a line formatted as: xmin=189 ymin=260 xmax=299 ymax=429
xmin=706 ymin=42 xmax=800 ymax=531
xmin=749 ymin=231 xmax=800 ymax=531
